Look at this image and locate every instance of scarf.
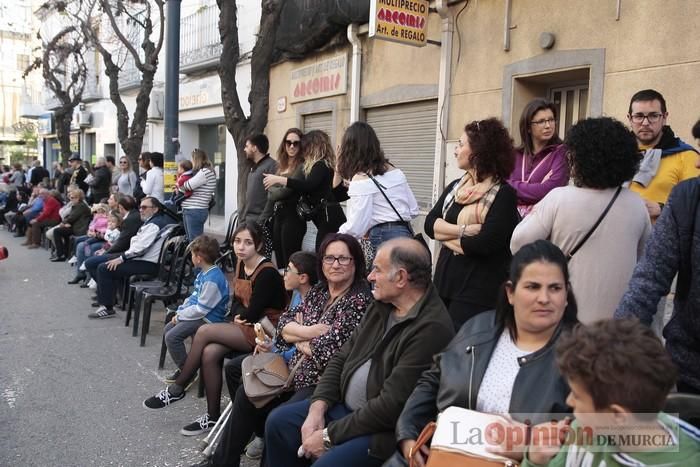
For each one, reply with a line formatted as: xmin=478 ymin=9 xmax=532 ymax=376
xmin=443 ymin=171 xmax=501 ymax=226
xmin=629 ymin=126 xmax=699 ymax=188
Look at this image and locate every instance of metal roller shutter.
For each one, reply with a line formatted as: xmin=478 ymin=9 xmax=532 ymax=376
xmin=366 ymin=100 xmax=437 ymax=210
xmin=300 ymin=112 xmax=334 ymax=252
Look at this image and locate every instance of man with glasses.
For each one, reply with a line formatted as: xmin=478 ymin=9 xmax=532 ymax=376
xmin=88 ymin=196 xmax=171 ymax=319
xmin=240 ymin=133 xmax=277 ymax=226
xmin=627 ymin=89 xmax=699 ymax=222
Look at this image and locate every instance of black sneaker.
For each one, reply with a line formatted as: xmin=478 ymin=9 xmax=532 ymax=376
xmin=88 ymin=307 xmax=115 ymax=319
xmin=180 ymin=413 xmax=218 ymax=436
xmin=143 ymin=387 xmax=185 ymax=409
xmin=163 ymin=369 xmax=181 ymax=384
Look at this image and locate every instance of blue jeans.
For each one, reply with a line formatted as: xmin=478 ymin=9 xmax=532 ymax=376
xmin=182 ymin=208 xmax=209 ymax=241
xmin=265 ymin=400 xmax=383 ymax=467
xmin=75 ymin=238 xmax=105 ymax=271
xmin=368 ymin=222 xmax=412 ymax=251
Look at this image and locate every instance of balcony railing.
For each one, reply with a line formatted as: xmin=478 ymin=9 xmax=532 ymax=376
xmin=179 ymin=3 xmax=221 ymax=74
xmin=118 ymin=58 xmax=141 ymax=92
xmin=81 ymin=75 xmax=103 ymax=102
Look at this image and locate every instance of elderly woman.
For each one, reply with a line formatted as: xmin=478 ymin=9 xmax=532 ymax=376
xmin=511 ymin=117 xmax=650 ymax=323
xmin=50 ymin=188 xmax=92 ymax=261
xmin=507 ymin=98 xmax=569 ymax=218
xmin=425 ymin=118 xmax=519 ymax=330
xmin=385 ymin=240 xmax=577 ymax=467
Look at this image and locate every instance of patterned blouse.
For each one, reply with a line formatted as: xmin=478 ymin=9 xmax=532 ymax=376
xmin=274 ymin=280 xmax=372 ymax=391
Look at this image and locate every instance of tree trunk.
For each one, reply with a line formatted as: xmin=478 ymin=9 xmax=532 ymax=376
xmin=54 ymin=109 xmax=74 ymax=162
xmin=218 ymin=0 xmax=286 ymax=213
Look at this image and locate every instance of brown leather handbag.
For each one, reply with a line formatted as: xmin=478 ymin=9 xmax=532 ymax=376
xmin=241 ymin=353 xmax=305 ymax=408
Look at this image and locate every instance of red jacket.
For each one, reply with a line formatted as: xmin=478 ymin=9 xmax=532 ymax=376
xmin=35 ymin=196 xmax=61 ymax=223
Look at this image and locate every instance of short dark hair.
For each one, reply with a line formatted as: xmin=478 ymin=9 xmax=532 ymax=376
xmin=105 ymin=156 xmax=116 ymax=165
xmin=118 ymin=194 xmax=136 ymax=211
xmin=518 ymin=98 xmax=562 ymax=155
xmin=316 ymin=233 xmax=366 ymax=285
xmin=628 ymin=89 xmax=667 ymax=115
xmin=142 ymin=196 xmax=162 ymax=212
xmin=190 ymin=235 xmax=220 ymax=264
xmin=289 ymin=251 xmax=318 ymax=285
xmin=496 ymin=240 xmax=578 ymax=340
xmin=557 ymin=319 xmax=677 ymax=414
xmin=337 ymin=122 xmax=388 ymax=180
xmin=386 ymin=240 xmax=432 ymax=290
xmin=179 ymin=160 xmax=193 ymax=172
xmin=246 ymin=134 xmax=269 ymax=154
xmin=232 ymin=222 xmax=264 ymax=253
xmin=692 ymin=119 xmax=700 ymax=140
xmin=149 ymin=152 xmax=164 ymax=168
xmin=565 ymin=117 xmax=641 ymax=189
xmin=140 ymin=152 xmax=151 ymax=165
xmin=465 ymin=118 xmax=515 ymax=182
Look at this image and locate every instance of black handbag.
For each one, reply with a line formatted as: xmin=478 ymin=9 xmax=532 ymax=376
xmin=296 ymin=195 xmax=322 ymax=222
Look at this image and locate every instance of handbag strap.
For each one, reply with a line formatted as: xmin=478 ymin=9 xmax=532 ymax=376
xmin=567 ymin=186 xmax=622 ymax=261
xmin=283 ymin=354 xmax=306 ymax=389
xmin=367 ymin=174 xmax=414 ymax=234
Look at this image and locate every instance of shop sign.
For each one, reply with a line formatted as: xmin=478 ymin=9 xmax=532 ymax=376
xmin=164 ymin=161 xmax=178 ymax=193
xmin=289 ymin=54 xmax=347 ymax=103
xmin=179 ymin=78 xmax=222 ymax=110
xmin=38 ymin=113 xmax=53 ymax=135
xmin=369 ymin=0 xmax=429 ymax=47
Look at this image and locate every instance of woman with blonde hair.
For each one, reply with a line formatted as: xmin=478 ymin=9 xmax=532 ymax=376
xmin=259 ymin=128 xmax=307 ymax=266
xmin=116 ymin=156 xmax=139 ymax=196
xmin=263 ymin=130 xmax=346 ymax=250
xmin=181 ymin=148 xmax=217 ymax=241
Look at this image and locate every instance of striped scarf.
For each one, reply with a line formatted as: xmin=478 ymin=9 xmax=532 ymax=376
xmin=443 ymin=171 xmax=501 ymax=226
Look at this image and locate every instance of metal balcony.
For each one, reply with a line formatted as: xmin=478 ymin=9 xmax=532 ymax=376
xmin=179 ymin=3 xmax=221 ymax=74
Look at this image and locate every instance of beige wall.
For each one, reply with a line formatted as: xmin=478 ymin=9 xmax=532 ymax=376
xmin=448 ymin=0 xmax=700 ymax=143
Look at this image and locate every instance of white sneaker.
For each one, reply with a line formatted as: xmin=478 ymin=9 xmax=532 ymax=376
xmin=78 ymin=262 xmax=86 ymax=271
xmin=67 ymin=255 xmax=77 ymax=265
xmin=245 ymin=436 xmax=264 ymax=459
xmin=87 ymin=278 xmax=97 ymax=289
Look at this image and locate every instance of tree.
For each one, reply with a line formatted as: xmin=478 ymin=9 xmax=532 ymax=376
xmin=25 ymin=23 xmax=87 ymax=162
xmin=81 ymin=0 xmax=165 ymax=170
xmin=217 ymin=0 xmax=287 ymax=211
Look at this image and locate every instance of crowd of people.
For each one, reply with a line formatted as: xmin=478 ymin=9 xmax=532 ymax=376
xmin=2 ymin=88 xmax=700 ymax=466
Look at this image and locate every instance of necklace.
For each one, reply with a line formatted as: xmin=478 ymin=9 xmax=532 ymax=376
xmin=243 ymin=256 xmax=265 ymax=279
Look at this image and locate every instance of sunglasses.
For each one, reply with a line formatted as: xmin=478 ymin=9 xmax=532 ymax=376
xmin=285 ymin=140 xmax=301 ymax=147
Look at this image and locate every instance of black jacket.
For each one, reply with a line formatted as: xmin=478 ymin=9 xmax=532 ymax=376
xmin=311 ymin=284 xmax=455 ymax=461
xmin=385 ymin=310 xmax=571 ymax=467
xmin=107 ymin=209 xmax=142 ymax=254
xmin=64 ymin=202 xmax=92 ymax=236
xmin=30 ymin=166 xmax=49 ymax=186
xmin=70 ymin=166 xmax=89 ymax=192
xmin=89 ymin=165 xmax=112 ymax=201
xmin=286 ymin=161 xmax=346 ymax=230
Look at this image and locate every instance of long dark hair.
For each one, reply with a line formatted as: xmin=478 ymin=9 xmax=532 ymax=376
xmin=316 ymin=233 xmax=366 ymax=285
xmin=336 ymin=122 xmax=388 ymax=180
xmin=232 ymin=222 xmax=264 ymax=253
xmin=518 ymin=98 xmax=562 ymax=156
xmin=496 ymin=240 xmax=578 ymax=340
xmin=276 ymin=128 xmax=304 ymax=174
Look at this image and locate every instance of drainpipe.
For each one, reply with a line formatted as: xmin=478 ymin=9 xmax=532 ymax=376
xmin=432 ymin=0 xmax=454 ymax=203
xmin=347 ymin=23 xmax=362 ymax=124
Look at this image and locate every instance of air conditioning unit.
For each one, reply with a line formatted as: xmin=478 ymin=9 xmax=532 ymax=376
xmin=78 ymin=111 xmax=92 ymax=127
xmin=148 ymin=91 xmax=164 ymax=120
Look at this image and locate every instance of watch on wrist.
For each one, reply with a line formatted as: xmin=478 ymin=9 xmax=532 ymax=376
xmin=322 ymin=428 xmax=332 ymax=450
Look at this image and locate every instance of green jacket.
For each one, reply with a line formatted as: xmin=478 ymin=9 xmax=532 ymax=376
xmin=311 ymin=284 xmax=455 ymax=461
xmin=522 ymin=413 xmax=700 ymax=467
xmin=64 ymin=202 xmax=92 ymax=235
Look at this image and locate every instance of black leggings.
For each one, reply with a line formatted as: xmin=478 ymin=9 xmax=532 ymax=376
xmin=272 ymin=204 xmax=306 ymax=268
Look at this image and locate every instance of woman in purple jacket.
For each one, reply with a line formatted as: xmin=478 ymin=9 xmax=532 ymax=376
xmin=508 ymin=98 xmax=569 ymax=218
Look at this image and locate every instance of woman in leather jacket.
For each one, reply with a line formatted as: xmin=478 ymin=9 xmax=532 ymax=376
xmin=385 ymin=240 xmax=578 ymax=467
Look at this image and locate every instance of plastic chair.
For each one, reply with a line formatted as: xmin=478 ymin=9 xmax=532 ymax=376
xmin=665 ymin=392 xmax=700 ymax=427
xmin=138 ymin=242 xmax=194 ymax=346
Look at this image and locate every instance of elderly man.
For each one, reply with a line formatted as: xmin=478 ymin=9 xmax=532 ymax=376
xmin=88 ymin=196 xmax=171 ymax=319
xmin=68 ymin=153 xmax=89 ymax=193
xmin=25 ymin=188 xmax=61 ymax=248
xmin=89 ymin=156 xmax=112 ymax=203
xmin=264 ymin=238 xmax=454 ymax=467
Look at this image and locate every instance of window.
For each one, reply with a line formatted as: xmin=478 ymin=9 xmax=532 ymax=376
xmin=17 ymin=54 xmax=29 ymax=72
xmin=550 ymin=85 xmax=589 ymax=140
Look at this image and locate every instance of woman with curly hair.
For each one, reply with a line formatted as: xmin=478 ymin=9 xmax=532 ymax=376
xmin=511 ymin=117 xmax=651 ymax=323
xmin=424 ymin=118 xmax=519 ymax=330
xmin=508 ymin=98 xmax=569 ymax=217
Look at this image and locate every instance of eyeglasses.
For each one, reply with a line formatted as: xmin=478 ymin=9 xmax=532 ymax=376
xmin=119 ymin=160 xmax=128 ymax=164
xmin=285 ymin=140 xmax=301 ymax=148
xmin=139 ymin=204 xmax=154 ymax=210
xmin=284 ymin=267 xmax=300 ymax=275
xmin=531 ymin=118 xmax=556 ymax=127
xmin=322 ymin=255 xmax=353 ymax=266
xmin=629 ymin=112 xmax=664 ymax=124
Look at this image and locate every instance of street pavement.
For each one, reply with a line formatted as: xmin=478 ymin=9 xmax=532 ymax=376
xmin=0 ymin=229 xmax=257 ymax=467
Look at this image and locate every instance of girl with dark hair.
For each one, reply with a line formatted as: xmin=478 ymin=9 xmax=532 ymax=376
xmin=508 ymin=98 xmax=569 ymax=217
xmin=262 ymin=130 xmax=346 ymax=250
xmin=335 ymin=122 xmax=419 ymax=257
xmin=385 ymin=239 xmax=577 ymax=467
xmin=143 ymin=223 xmax=287 ymax=427
xmin=511 ymin=117 xmax=650 ymax=323
xmin=424 ymin=118 xmax=519 ymax=330
xmin=259 ymin=128 xmax=307 ymax=267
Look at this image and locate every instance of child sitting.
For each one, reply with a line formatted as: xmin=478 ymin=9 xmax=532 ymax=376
xmin=101 ymin=210 xmax=122 ymax=251
xmin=522 ymin=319 xmax=700 ymax=466
xmin=163 ymin=235 xmax=230 ymax=383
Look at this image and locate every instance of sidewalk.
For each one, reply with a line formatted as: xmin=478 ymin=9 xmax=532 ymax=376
xmin=0 ymin=229 xmax=245 ymax=467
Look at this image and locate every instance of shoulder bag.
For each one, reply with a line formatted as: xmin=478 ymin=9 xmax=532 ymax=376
xmin=566 ymin=186 xmax=622 ymax=262
xmin=242 ymin=353 xmax=305 ymax=408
